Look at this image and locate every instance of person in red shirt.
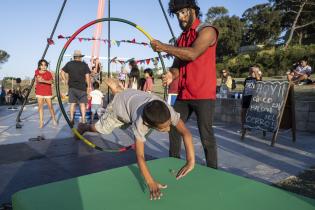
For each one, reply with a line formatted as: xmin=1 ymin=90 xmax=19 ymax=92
xmin=35 ymin=59 xmax=57 ymax=128
xmin=143 ymin=68 xmax=154 ymax=93
xmin=151 ymin=0 xmax=219 ymax=168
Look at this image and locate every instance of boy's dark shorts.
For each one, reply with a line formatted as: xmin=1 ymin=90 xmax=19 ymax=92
xmin=241 ymin=95 xmax=252 ymax=109
xmin=68 ymin=88 xmax=88 ymax=104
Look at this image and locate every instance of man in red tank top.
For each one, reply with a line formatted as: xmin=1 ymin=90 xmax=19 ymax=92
xmin=151 ymin=0 xmax=218 ymax=169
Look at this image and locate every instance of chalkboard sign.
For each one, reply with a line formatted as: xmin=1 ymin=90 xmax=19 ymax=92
xmin=242 ymin=81 xmax=296 ymax=146
xmin=244 ymin=81 xmax=290 ymax=132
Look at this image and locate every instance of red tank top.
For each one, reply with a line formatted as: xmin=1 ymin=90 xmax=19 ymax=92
xmin=177 ymin=19 xmax=218 ymax=100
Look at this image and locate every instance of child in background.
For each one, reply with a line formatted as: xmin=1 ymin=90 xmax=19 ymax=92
xmin=118 ymin=66 xmax=127 ymax=88
xmin=89 ymin=82 xmax=103 ymax=123
xmin=240 ymin=66 xmax=262 ymax=132
xmin=287 ymin=56 xmax=312 ymax=85
xmin=143 ymin=68 xmax=154 ymax=93
xmin=35 ymin=59 xmax=57 ymax=128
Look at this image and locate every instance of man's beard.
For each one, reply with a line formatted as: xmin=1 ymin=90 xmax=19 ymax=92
xmin=179 ymin=14 xmax=194 ymax=31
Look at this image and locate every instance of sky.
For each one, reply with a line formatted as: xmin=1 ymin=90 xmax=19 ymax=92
xmin=0 ymin=0 xmax=268 ymax=79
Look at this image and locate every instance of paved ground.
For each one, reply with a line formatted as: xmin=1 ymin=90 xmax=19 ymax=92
xmin=1 ymin=103 xmax=314 ymax=184
xmin=0 ymin=103 xmax=315 ymax=203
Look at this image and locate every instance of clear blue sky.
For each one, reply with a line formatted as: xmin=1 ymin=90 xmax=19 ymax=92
xmin=0 ymin=0 xmax=267 ymax=79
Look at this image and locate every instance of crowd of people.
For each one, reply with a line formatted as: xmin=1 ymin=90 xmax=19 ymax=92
xmin=0 ymin=85 xmax=25 ymax=106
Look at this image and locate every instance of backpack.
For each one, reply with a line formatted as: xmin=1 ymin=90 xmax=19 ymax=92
xmin=231 ymin=79 xmax=236 ymax=90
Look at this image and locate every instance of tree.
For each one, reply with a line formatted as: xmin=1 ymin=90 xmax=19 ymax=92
xmin=213 ymin=15 xmax=244 ymax=57
xmin=271 ymin=0 xmax=315 ymax=48
xmin=0 ymin=50 xmax=10 ymax=64
xmin=205 ymin=6 xmax=228 ymax=24
xmin=241 ymin=3 xmax=281 ymax=46
xmin=205 ymin=7 xmax=244 ymax=57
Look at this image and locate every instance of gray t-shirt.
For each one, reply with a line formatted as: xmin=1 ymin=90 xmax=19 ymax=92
xmin=111 ymin=89 xmax=180 ymax=142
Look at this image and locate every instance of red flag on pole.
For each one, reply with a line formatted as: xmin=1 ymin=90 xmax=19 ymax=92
xmin=47 ymin=38 xmax=54 ymax=45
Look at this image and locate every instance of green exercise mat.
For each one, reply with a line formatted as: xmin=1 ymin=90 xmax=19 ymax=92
xmin=12 ymin=158 xmax=315 ymax=210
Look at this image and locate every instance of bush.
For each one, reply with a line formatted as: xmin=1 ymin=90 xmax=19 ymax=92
xmin=217 ymin=44 xmax=315 ymax=77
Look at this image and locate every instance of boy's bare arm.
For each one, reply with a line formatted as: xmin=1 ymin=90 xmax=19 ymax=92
xmin=174 ymin=119 xmax=195 ymax=179
xmin=135 ymin=139 xmax=167 ymax=200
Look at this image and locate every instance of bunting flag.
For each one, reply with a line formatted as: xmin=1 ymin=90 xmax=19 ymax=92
xmin=47 ymin=38 xmax=54 ymax=45
xmin=57 ymin=34 xmax=151 ymax=47
xmin=114 ymin=54 xmax=174 ymax=65
xmin=56 ymin=34 xmax=174 ymax=65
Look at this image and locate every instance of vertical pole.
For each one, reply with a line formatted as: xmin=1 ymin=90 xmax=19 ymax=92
xmin=158 ymin=0 xmax=176 ymax=44
xmin=16 ymin=0 xmax=67 ymax=128
xmin=157 ymin=0 xmax=177 ymax=100
xmin=107 ymin=0 xmax=111 ymax=103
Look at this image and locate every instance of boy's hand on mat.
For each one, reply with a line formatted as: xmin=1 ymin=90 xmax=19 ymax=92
xmin=147 ymin=181 xmax=167 ymax=200
xmin=176 ymin=162 xmax=194 ymax=180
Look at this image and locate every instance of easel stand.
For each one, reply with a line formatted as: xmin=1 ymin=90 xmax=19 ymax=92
xmin=241 ymin=83 xmax=296 ymax=146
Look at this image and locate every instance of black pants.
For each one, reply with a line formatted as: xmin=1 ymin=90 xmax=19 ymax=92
xmin=169 ymin=99 xmax=217 ymax=169
xmin=11 ymin=94 xmax=23 ymax=105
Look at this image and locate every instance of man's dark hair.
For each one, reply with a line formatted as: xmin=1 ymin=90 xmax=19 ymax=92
xmin=168 ymin=0 xmax=201 ymax=18
xmin=142 ymin=100 xmax=171 ymax=127
xmin=93 ymin=81 xmax=100 ymax=89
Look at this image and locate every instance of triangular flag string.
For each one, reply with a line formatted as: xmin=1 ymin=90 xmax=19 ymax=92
xmin=57 ymin=34 xmax=151 ymax=47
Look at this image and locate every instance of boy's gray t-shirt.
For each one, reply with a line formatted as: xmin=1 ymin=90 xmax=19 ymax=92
xmin=111 ymin=89 xmax=180 ymax=142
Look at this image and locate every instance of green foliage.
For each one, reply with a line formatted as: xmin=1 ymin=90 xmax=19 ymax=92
xmin=270 ymin=0 xmax=315 ymax=45
xmin=241 ymin=3 xmax=281 ymax=45
xmin=0 ymin=50 xmax=10 ymax=65
xmin=209 ymin=14 xmax=244 ymax=57
xmin=205 ymin=7 xmax=244 ymax=57
xmin=217 ymin=44 xmax=315 ymax=77
xmin=205 ymin=6 xmax=228 ymax=24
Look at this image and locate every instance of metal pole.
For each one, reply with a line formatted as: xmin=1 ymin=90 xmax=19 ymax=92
xmin=158 ymin=0 xmax=177 ymax=44
xmin=107 ymin=0 xmax=111 ymax=103
xmin=16 ymin=0 xmax=67 ymax=128
xmin=158 ymin=0 xmax=177 ymax=100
